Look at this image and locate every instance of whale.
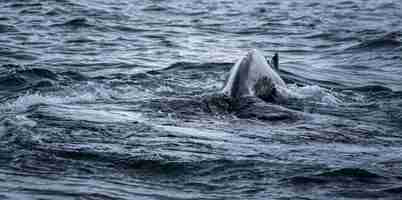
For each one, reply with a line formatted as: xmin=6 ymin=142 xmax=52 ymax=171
xmin=222 ymin=49 xmax=288 ymax=103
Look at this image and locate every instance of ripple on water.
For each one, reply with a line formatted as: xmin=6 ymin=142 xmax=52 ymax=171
xmin=0 ymin=24 xmax=18 ymax=33
xmin=346 ymin=31 xmax=402 ymax=51
xmin=51 ymin=18 xmax=94 ymax=29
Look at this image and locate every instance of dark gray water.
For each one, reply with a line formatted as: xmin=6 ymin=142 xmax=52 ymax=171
xmin=1 ymin=0 xmax=402 ymax=199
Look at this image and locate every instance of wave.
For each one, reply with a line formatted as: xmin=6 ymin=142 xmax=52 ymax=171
xmin=380 ymin=186 xmax=402 ymax=194
xmin=347 ymin=32 xmax=402 ymax=51
xmin=0 ymin=65 xmax=116 ymax=113
xmin=15 ymin=141 xmax=194 ymax=176
xmin=287 ymin=168 xmax=386 ymax=185
xmin=279 ymin=69 xmax=344 ymax=89
xmin=0 ymin=48 xmax=39 ymax=62
xmin=13 ymin=140 xmax=272 ymax=179
xmin=377 ymin=2 xmax=398 ymax=9
xmin=45 ymin=7 xmax=68 ymax=16
xmin=318 ymin=168 xmax=382 ymax=178
xmin=333 ymin=185 xmax=402 ymax=199
xmin=286 ymin=84 xmax=342 ymax=105
xmin=59 ymin=71 xmax=88 ymax=81
xmin=0 ymin=82 xmax=121 ymax=113
xmin=111 ymin=25 xmax=149 ymax=33
xmin=347 ymin=85 xmax=393 ymax=93
xmin=7 ymin=2 xmax=42 ymax=8
xmin=0 ymin=65 xmax=90 ymax=92
xmin=142 ymin=5 xmax=168 ymax=12
xmin=159 ymin=62 xmax=232 ymax=72
xmin=64 ymin=37 xmax=95 ymax=44
xmin=51 ymin=18 xmax=94 ymax=29
xmin=0 ymin=24 xmax=18 ymax=33
xmin=0 ymin=67 xmax=57 ymax=91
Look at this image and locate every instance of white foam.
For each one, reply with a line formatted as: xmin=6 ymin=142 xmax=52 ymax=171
xmin=14 ymin=114 xmax=37 ymax=127
xmin=153 ymin=124 xmax=250 ymax=145
xmin=286 ymin=84 xmax=342 ymax=105
xmin=1 ymin=92 xmax=68 ymax=113
xmin=0 ymin=83 xmax=123 ymax=113
xmin=48 ymin=105 xmax=143 ymax=123
xmin=155 ymin=85 xmax=174 ymax=93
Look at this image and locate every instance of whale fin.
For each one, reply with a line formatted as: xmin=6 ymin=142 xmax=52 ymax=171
xmin=271 ymin=53 xmax=279 ymax=70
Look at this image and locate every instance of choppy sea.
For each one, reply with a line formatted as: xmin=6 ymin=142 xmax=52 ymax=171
xmin=1 ymin=0 xmax=402 ymax=199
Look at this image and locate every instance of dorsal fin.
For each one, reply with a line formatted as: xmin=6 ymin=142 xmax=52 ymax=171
xmin=271 ymin=53 xmax=279 ymax=70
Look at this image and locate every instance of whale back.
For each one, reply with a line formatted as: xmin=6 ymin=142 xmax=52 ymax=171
xmin=222 ymin=49 xmax=286 ymax=100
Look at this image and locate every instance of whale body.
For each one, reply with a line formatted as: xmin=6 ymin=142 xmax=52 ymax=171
xmin=222 ymin=49 xmax=288 ymax=102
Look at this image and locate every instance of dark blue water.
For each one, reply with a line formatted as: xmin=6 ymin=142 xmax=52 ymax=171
xmin=1 ymin=0 xmax=402 ymax=199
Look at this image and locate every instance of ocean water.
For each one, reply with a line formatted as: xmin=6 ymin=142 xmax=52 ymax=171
xmin=0 ymin=0 xmax=402 ymax=199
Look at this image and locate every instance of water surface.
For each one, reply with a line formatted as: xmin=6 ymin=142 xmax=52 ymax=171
xmin=1 ymin=0 xmax=402 ymax=199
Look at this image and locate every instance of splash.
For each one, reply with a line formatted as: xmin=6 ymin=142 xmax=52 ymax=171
xmin=286 ymin=84 xmax=342 ymax=105
xmin=0 ymin=82 xmax=119 ymax=113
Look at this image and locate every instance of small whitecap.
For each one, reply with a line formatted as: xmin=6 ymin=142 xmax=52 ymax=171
xmin=0 ymin=92 xmax=67 ymax=113
xmin=286 ymin=84 xmax=342 ymax=105
xmin=49 ymin=105 xmax=143 ymax=123
xmin=155 ymin=85 xmax=174 ymax=93
xmin=0 ymin=82 xmax=121 ymax=113
xmin=15 ymin=114 xmax=37 ymax=127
